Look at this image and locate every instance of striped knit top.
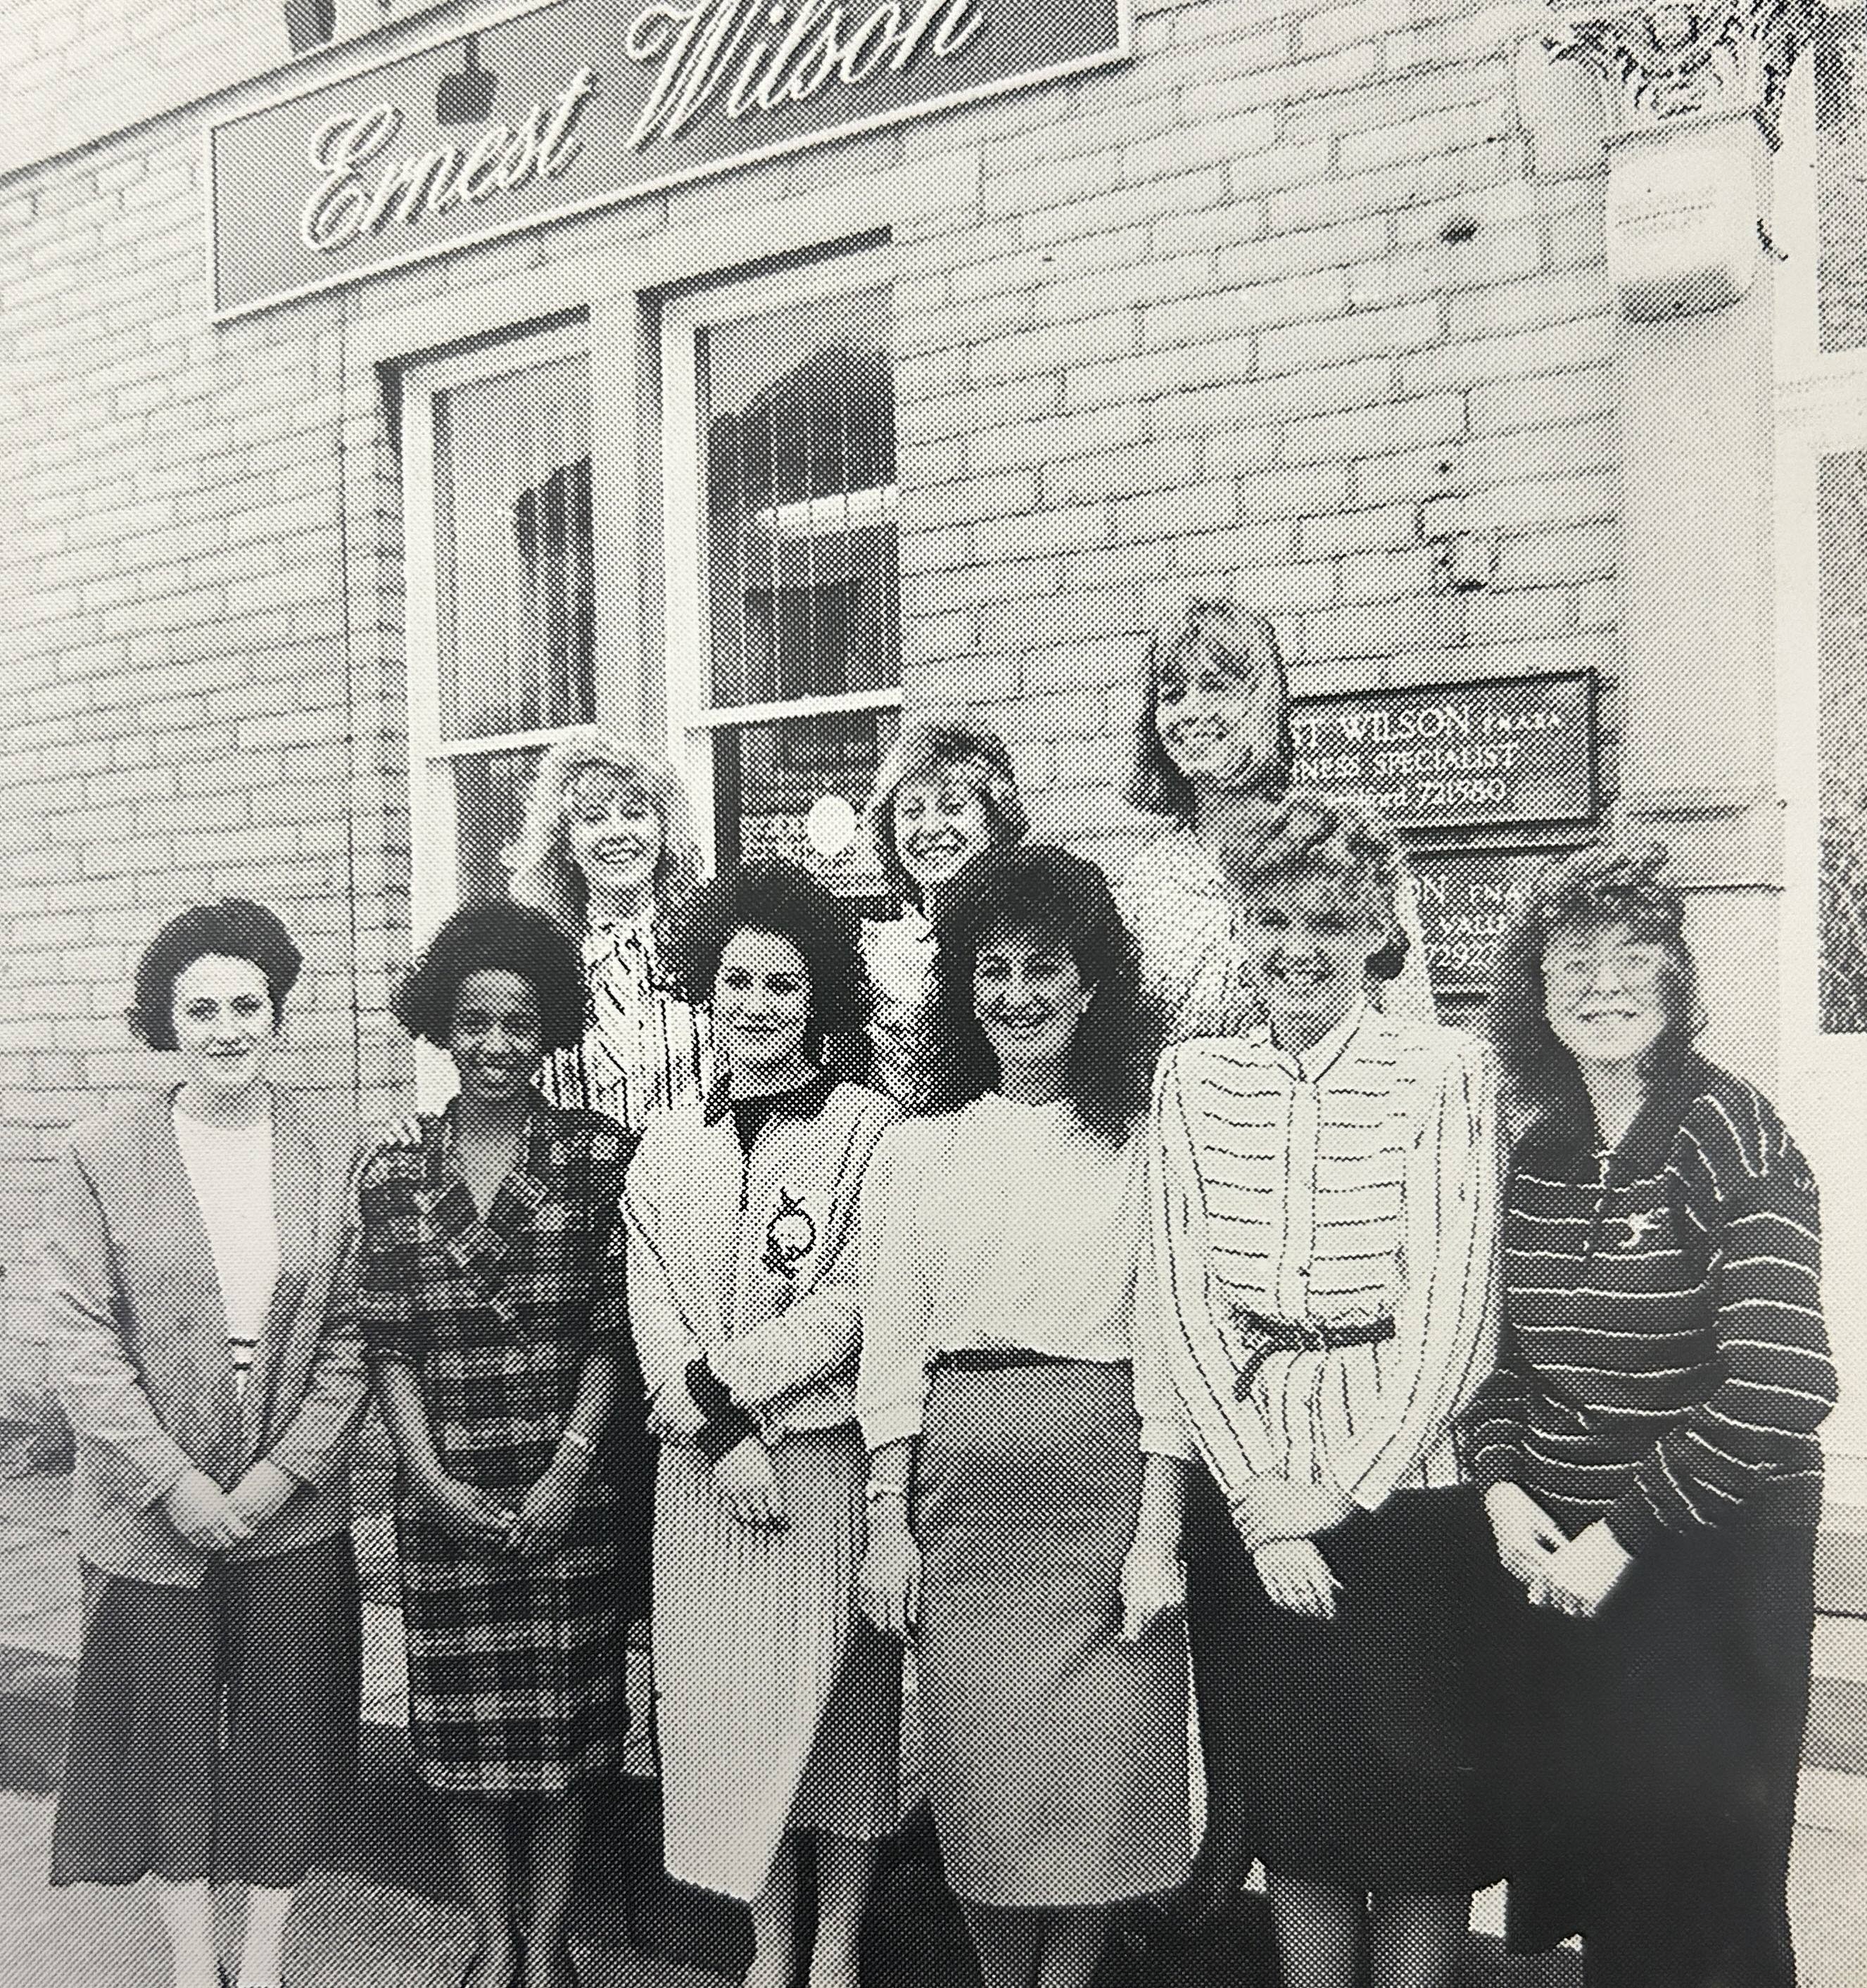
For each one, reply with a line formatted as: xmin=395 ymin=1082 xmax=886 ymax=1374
xmin=1464 ymin=1054 xmax=1835 ymax=1555
xmin=1134 ymin=1001 xmax=1501 ymax=1512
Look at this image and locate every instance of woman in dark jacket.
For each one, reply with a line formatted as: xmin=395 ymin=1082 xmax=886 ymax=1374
xmin=351 ymin=901 xmax=647 ymax=1988
xmin=1468 ymin=844 xmax=1836 ymax=1988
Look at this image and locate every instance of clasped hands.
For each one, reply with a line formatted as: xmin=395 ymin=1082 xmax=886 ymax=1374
xmin=405 ymin=1443 xmax=593 ymax=1557
xmin=1483 ymin=1483 xmax=1630 ymax=1617
xmin=162 ymin=1460 xmax=297 ymax=1555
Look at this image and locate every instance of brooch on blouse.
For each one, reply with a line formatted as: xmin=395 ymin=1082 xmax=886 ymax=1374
xmin=762 ymin=1189 xmax=818 ymax=1278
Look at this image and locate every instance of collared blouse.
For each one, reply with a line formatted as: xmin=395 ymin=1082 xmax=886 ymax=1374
xmin=1134 ymin=1003 xmax=1500 ymax=1512
xmin=1119 ymin=821 xmax=1439 ymax=1044
xmin=537 ymin=916 xmax=710 ymax=1134
xmin=625 ymin=1076 xmax=900 ymax=1445
xmin=349 ymin=1099 xmax=633 ymax=1487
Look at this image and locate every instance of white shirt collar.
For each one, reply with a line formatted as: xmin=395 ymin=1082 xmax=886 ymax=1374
xmin=1250 ymin=994 xmax=1372 ymax=1082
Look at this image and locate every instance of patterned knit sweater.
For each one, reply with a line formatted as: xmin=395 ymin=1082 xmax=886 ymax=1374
xmin=1464 ymin=1054 xmax=1835 ymax=1554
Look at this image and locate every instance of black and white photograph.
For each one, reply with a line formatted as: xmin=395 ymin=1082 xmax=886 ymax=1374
xmin=1 ymin=3 xmax=1864 ymax=1986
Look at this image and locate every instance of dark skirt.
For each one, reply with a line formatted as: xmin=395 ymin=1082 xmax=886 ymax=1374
xmin=51 ymin=1531 xmax=362 ymax=1889
xmin=1498 ymin=1522 xmax=1814 ymax=1987
xmin=914 ymin=1357 xmax=1192 ymax=1909
xmin=1194 ymin=1485 xmax=1503 ymax=1894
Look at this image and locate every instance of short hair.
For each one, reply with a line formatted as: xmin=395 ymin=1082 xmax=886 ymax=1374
xmin=663 ymin=858 xmax=872 ymax=1063
xmin=1218 ymin=793 xmax=1408 ymax=980
xmin=393 ymin=900 xmax=589 ymax=1053
xmin=863 ymin=716 xmax=1030 ymax=906
xmin=507 ymin=728 xmax=700 ymax=933
xmin=1124 ymin=600 xmax=1297 ymax=821
xmin=129 ymin=899 xmax=303 ymax=1049
xmin=1488 ymin=842 xmax=1702 ymax=1129
xmin=920 ymin=844 xmax=1158 ymax=1144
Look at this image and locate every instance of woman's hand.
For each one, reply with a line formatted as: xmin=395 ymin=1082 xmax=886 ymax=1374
xmin=1118 ymin=1536 xmax=1187 ymax=1642
xmin=413 ymin=1471 xmax=517 ymax=1546
xmin=510 ymin=1450 xmax=588 ymax=1558
xmin=1252 ymin=1537 xmax=1341 ymax=1620
xmin=163 ymin=1467 xmax=248 ymax=1553
xmin=858 ymin=1503 xmax=921 ymax=1640
xmin=1542 ymin=1519 xmax=1632 ymax=1617
xmin=1483 ymin=1481 xmax=1569 ymax=1588
xmin=379 ymin=1115 xmax=423 ymax=1149
xmin=226 ymin=1459 xmax=296 ymax=1533
xmin=710 ymin=1436 xmax=787 ymax=1531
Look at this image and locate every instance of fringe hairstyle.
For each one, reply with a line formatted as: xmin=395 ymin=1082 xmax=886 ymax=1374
xmin=1217 ymin=792 xmax=1408 ymax=980
xmin=863 ymin=716 xmax=1030 ymax=906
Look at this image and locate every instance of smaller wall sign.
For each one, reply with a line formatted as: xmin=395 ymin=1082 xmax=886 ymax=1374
xmin=1290 ymin=670 xmax=1597 ymax=834
xmin=1407 ymin=848 xmax=1559 ymax=999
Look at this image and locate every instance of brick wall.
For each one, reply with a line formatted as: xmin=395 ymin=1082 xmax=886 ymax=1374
xmin=0 ymin=0 xmax=1621 ymax=1279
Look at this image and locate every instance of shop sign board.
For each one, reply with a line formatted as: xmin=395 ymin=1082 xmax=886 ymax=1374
xmin=207 ymin=0 xmax=1132 ymax=318
xmin=1406 ymin=848 xmax=1564 ymax=999
xmin=1289 ymin=670 xmax=1597 ymax=834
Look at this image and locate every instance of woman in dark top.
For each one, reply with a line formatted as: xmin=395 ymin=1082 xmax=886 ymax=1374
xmin=350 ymin=903 xmax=644 ymax=1988
xmin=1467 ymin=844 xmax=1835 ymax=1988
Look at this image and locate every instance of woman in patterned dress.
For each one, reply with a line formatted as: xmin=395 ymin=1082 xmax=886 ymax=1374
xmin=509 ymin=727 xmax=709 ymax=1130
xmin=351 ymin=902 xmax=643 ymax=1988
xmin=1467 ymin=846 xmax=1835 ymax=1988
xmin=626 ymin=860 xmax=901 ymax=1988
xmin=859 ymin=718 xmax=1030 ymax=1102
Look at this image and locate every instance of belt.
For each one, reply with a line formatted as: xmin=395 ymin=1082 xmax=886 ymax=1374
xmin=930 ymin=1348 xmax=1129 ymax=1375
xmin=1230 ymin=1308 xmax=1395 ymax=1400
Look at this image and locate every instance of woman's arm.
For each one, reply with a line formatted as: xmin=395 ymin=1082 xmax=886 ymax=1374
xmin=858 ymin=1434 xmax=920 ymax=1639
xmin=621 ymin=1126 xmax=707 ymax=1438
xmin=512 ymin=1348 xmax=619 ymax=1557
xmin=373 ymin=1360 xmax=517 ymax=1545
xmin=855 ymin=1123 xmax=939 ymax=1452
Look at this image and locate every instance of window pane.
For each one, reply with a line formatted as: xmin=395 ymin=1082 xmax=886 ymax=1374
xmin=1820 ymin=450 xmax=1867 ymax=1030
xmin=712 ymin=709 xmax=899 ymax=902
xmin=696 ymin=286 xmax=900 ymax=712
xmin=452 ymin=745 xmax=545 ymax=905
xmin=433 ymin=354 xmax=595 ymax=742
xmin=1818 ymin=6 xmax=1867 ymax=353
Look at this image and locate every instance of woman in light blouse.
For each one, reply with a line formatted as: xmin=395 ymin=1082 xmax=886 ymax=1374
xmin=1132 ymin=797 xmax=1502 ymax=1988
xmin=509 ymin=726 xmax=709 ymax=1131
xmin=1467 ymin=847 xmax=1833 ymax=1988
xmin=859 ymin=716 xmax=1030 ymax=1102
xmin=625 ymin=859 xmax=901 ymax=1988
xmin=859 ymin=844 xmax=1191 ymax=1988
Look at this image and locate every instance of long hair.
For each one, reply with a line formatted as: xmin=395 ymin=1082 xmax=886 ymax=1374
xmin=1486 ymin=842 xmax=1704 ymax=1134
xmin=863 ymin=715 xmax=1030 ymax=906
xmin=662 ymin=858 xmax=873 ymax=1069
xmin=919 ymin=844 xmax=1158 ymax=1144
xmin=1124 ymin=599 xmax=1296 ymax=821
xmin=507 ymin=728 xmax=700 ymax=936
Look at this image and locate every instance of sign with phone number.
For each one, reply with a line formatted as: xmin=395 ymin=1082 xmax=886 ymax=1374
xmin=1406 ymin=848 xmax=1563 ymax=999
xmin=1290 ymin=670 xmax=1597 ymax=833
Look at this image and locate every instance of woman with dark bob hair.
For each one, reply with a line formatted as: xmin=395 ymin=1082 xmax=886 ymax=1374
xmin=350 ymin=899 xmax=644 ymax=1988
xmin=46 ymin=899 xmax=368 ymax=1988
xmin=1465 ymin=844 xmax=1836 ymax=1988
xmin=858 ymin=845 xmax=1191 ymax=1988
xmin=625 ymin=860 xmax=902 ymax=1988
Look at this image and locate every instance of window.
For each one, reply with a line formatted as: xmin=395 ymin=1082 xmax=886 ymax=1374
xmin=402 ymin=324 xmax=599 ymax=927
xmin=662 ymin=251 xmax=902 ymax=902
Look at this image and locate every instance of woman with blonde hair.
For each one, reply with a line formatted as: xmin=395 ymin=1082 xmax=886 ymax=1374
xmin=859 ymin=716 xmax=1030 ymax=1100
xmin=508 ymin=726 xmax=708 ymax=1130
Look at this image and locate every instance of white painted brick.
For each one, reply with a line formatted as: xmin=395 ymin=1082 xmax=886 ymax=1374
xmin=1297 ymin=504 xmax=1422 ymax=558
xmin=1258 ymin=300 xmax=1443 ymax=376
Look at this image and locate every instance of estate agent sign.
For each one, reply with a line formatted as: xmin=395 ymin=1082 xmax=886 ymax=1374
xmin=207 ymin=0 xmax=1131 ymax=316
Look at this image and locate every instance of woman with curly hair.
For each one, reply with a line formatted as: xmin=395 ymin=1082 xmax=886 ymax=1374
xmin=350 ymin=901 xmax=643 ymax=1988
xmin=625 ymin=860 xmax=902 ymax=1988
xmin=858 ymin=844 xmax=1191 ymax=1988
xmin=859 ymin=717 xmax=1030 ymax=1100
xmin=46 ymin=899 xmax=367 ymax=1988
xmin=1466 ymin=845 xmax=1835 ymax=1988
xmin=508 ymin=727 xmax=708 ymax=1129
xmin=1133 ymin=797 xmax=1502 ymax=1988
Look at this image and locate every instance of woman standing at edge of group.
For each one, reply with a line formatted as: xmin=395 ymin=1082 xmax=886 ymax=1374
xmin=508 ymin=726 xmax=709 ymax=1131
xmin=1119 ymin=600 xmax=1438 ymax=1920
xmin=350 ymin=901 xmax=640 ymax=1988
xmin=1132 ymin=797 xmax=1502 ymax=1988
xmin=626 ymin=859 xmax=901 ymax=1988
xmin=859 ymin=843 xmax=1192 ymax=1988
xmin=1466 ymin=845 xmax=1835 ymax=1988
xmin=45 ymin=899 xmax=367 ymax=1988
xmin=860 ymin=716 xmax=1030 ymax=1102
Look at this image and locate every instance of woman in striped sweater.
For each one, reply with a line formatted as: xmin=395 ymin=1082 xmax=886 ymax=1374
xmin=1467 ymin=843 xmax=1835 ymax=1988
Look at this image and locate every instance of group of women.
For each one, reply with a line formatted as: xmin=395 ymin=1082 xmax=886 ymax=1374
xmin=40 ymin=600 xmax=1836 ymax=1988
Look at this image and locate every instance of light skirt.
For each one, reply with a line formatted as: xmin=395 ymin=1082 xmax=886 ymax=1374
xmin=653 ymin=1426 xmax=902 ymax=1902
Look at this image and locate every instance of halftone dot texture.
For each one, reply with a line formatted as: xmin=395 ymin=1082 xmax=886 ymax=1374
xmin=913 ymin=1361 xmax=1192 ymax=1911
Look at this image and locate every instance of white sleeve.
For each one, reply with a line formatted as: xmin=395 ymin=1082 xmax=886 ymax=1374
xmin=856 ymin=1122 xmax=939 ymax=1450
